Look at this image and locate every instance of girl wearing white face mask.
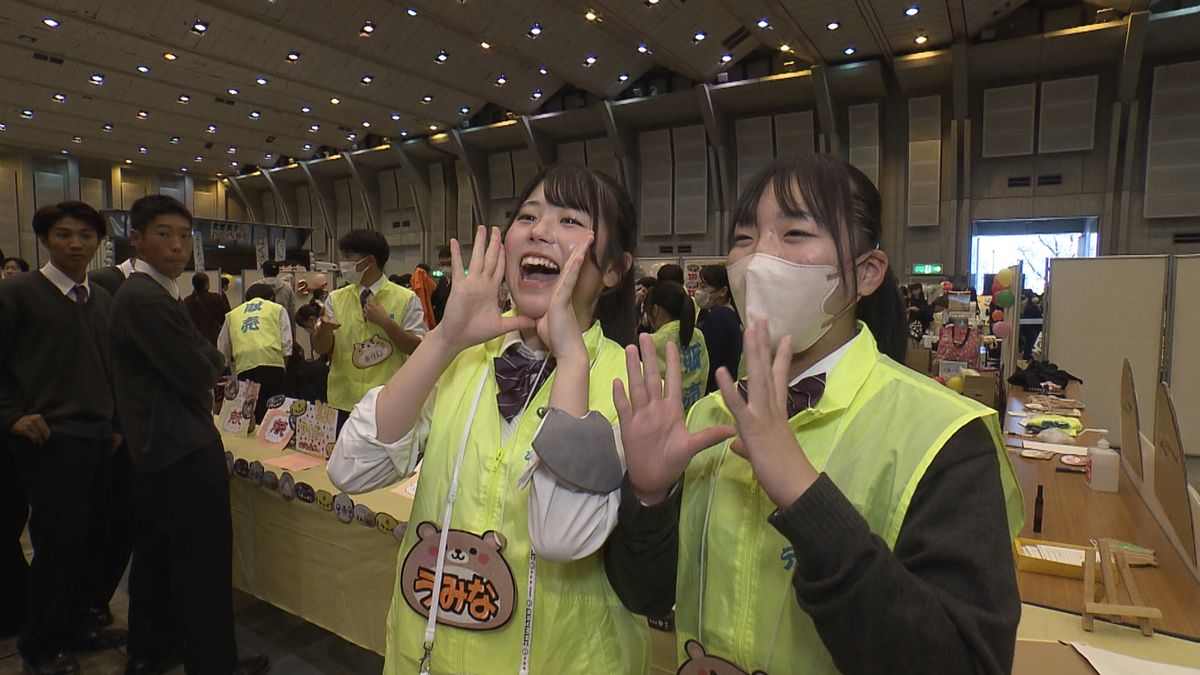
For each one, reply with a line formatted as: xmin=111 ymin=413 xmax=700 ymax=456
xmin=604 ymin=155 xmax=1025 ymax=675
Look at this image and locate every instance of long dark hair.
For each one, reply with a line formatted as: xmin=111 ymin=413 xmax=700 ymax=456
xmin=511 ymin=165 xmax=638 ymax=346
xmin=647 ymin=281 xmax=696 ymax=347
xmin=731 ymin=155 xmax=906 ymax=362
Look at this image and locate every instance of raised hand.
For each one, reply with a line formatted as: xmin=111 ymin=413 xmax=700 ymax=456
xmin=715 ymin=319 xmax=819 ymax=509
xmin=613 ymin=334 xmax=735 ymax=505
xmin=432 ymin=225 xmax=535 ymax=354
xmin=535 ymin=232 xmax=592 ymax=362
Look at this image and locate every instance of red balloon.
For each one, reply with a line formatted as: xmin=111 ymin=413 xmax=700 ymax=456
xmin=991 ymin=310 xmax=1004 ymax=322
xmin=941 ymin=281 xmax=953 ymax=291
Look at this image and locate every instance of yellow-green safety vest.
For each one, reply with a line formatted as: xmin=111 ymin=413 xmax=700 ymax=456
xmin=674 ymin=324 xmax=1024 ymax=674
xmin=327 ymin=280 xmax=417 ymax=411
xmin=652 ymin=320 xmax=710 ymax=413
xmin=384 ymin=321 xmax=651 ymax=674
xmin=226 ymin=298 xmax=284 ymax=375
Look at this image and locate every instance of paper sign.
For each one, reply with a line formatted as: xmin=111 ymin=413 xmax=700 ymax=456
xmin=294 ymin=402 xmax=337 ymax=459
xmin=275 ymin=236 xmax=286 ymax=262
xmin=219 ymin=379 xmax=260 ymax=436
xmin=256 ymin=396 xmax=297 ymax=450
xmin=264 ymin=453 xmax=326 ymax=472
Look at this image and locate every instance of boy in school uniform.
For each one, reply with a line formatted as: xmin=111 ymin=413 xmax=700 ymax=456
xmin=109 ymin=195 xmax=267 ymax=675
xmin=218 ymin=284 xmax=292 ymax=422
xmin=0 ymin=201 xmax=127 ymax=675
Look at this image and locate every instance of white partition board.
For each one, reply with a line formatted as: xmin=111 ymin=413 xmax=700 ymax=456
xmin=1046 ymin=256 xmax=1168 ymax=445
xmin=1170 ymin=255 xmax=1200 ymax=457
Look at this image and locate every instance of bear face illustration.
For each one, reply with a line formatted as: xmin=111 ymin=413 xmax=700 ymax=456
xmin=233 ymin=458 xmax=249 ymax=477
xmin=676 ymin=640 xmax=767 ymax=675
xmin=265 ymin=394 xmax=286 ymax=410
xmin=278 ymin=472 xmax=295 ymax=501
xmin=375 ymin=512 xmax=399 ymax=536
xmin=295 ymin=482 xmax=316 ymax=503
xmin=352 ymin=503 xmax=376 ymax=527
xmin=248 ymin=460 xmax=265 ymax=487
xmin=399 ymin=521 xmax=516 ymax=631
xmin=351 ymin=334 xmax=393 ymax=369
xmin=333 ymin=493 xmax=354 ymax=523
xmin=316 ymin=489 xmax=334 ymax=511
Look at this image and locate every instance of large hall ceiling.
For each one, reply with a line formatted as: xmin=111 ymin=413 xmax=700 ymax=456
xmin=0 ymin=0 xmax=1030 ymax=177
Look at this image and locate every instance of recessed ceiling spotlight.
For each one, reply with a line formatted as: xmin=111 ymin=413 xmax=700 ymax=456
xmin=361 ymin=120 xmax=371 ymax=128
xmin=528 ymin=23 xmax=542 ymax=38
xmin=137 ymin=64 xmax=151 ymax=73
xmin=60 ymin=149 xmax=69 ymax=155
xmin=231 ymin=161 xmax=239 ymax=167
xmin=163 ymin=52 xmax=177 ymax=61
xmin=346 ymin=132 xmax=357 ymax=141
xmin=194 ymin=155 xmax=203 ymax=162
xmin=191 ymin=20 xmax=209 ymax=35
xmin=435 ymin=50 xmax=449 ymax=63
xmin=302 ymin=143 xmax=312 ymax=151
xmin=255 ymin=76 xmax=268 ymax=85
xmin=138 ymin=145 xmax=149 ymax=154
xmin=177 ymin=94 xmax=191 ymax=104
xmin=390 ymin=113 xmax=401 ymax=121
xmin=71 ymin=135 xmax=83 ymax=143
xmin=360 ymin=74 xmax=374 ymax=85
xmin=330 ymin=97 xmax=340 ymax=105
xmin=757 ymin=18 xmax=770 ymax=29
xmin=779 ymin=44 xmax=792 ymax=52
xmin=826 ymin=20 xmax=840 ymax=31
xmin=20 ymin=109 xmax=33 ymax=119
xmin=692 ymin=30 xmax=707 ymax=43
xmin=42 ymin=17 xmax=61 ymax=28
xmin=206 ymin=124 xmax=217 ymax=133
xmin=0 ymin=123 xmax=7 ymax=132
xmin=180 ymin=167 xmax=188 ymax=173
xmin=227 ymin=146 xmax=236 ymax=154
xmin=645 ymin=0 xmax=659 ymax=5
xmin=102 ymin=123 xmax=114 ymax=131
xmin=309 ymin=124 xmax=320 ymax=132
xmin=89 ymin=73 xmax=105 ymax=85
xmin=843 ymin=46 xmax=856 ymax=55
xmin=495 ymin=75 xmax=507 ymax=86
xmin=227 ymin=87 xmax=239 ymax=95
xmin=636 ymin=43 xmax=651 ymax=54
xmin=905 ymin=6 xmax=921 ymax=17
xmin=264 ymin=152 xmax=273 ymax=160
xmin=914 ymin=34 xmax=928 ymax=45
xmin=428 ymin=124 xmax=439 ymax=131
xmin=480 ymin=41 xmax=491 ymax=50
xmin=538 ymin=66 xmax=549 ymax=75
xmin=585 ymin=9 xmax=598 ymax=21
xmin=421 ymin=94 xmax=433 ymax=103
xmin=123 ymin=159 xmax=132 ymax=165
xmin=399 ymin=130 xmax=409 ymax=137
xmin=169 ymin=136 xmax=181 ymax=144
xmin=530 ymin=89 xmax=543 ymax=100
xmin=249 ymin=110 xmax=261 ymax=119
xmin=286 ymin=51 xmax=300 ymax=62
xmin=618 ymin=72 xmax=629 ymax=82
xmin=583 ymin=54 xmax=597 ymax=66
xmin=359 ymin=20 xmax=376 ymax=37
xmin=406 ymin=7 xmax=418 ymax=17
xmin=720 ymin=53 xmax=733 ymax=63
xmin=136 ymin=110 xmax=149 ymax=119
xmin=300 ymin=105 xmax=312 ymax=113
xmin=51 ymin=92 xmax=66 ymax=102
xmin=459 ymin=106 xmax=470 ymax=114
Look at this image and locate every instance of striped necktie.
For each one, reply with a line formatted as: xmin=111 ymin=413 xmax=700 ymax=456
xmin=494 ymin=349 xmax=556 ymax=422
xmin=738 ymin=373 xmax=828 ymax=417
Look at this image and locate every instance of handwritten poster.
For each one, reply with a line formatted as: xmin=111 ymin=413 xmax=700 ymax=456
xmin=219 ymin=379 xmax=260 ymax=436
xmin=256 ymin=395 xmax=297 ymax=451
xmin=293 ymin=402 xmax=337 ymax=459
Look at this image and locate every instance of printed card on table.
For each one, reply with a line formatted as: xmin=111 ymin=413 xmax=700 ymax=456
xmin=219 ymin=379 xmax=260 ymax=436
xmin=293 ymin=402 xmax=337 ymax=459
xmin=256 ymin=395 xmax=297 ymax=451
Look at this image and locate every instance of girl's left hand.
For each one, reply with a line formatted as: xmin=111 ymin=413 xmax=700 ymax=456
xmin=715 ymin=319 xmax=820 ymax=509
xmin=536 ymin=233 xmax=593 ymax=362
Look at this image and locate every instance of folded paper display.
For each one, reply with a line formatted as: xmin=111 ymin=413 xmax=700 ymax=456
xmin=523 ymin=408 xmax=624 ymax=493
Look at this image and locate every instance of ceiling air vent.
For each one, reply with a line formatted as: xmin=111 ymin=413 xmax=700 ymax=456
xmin=1007 ymin=176 xmax=1032 ymax=188
xmin=1174 ymin=231 xmax=1200 ymax=245
xmin=1037 ymin=174 xmax=1063 ymax=186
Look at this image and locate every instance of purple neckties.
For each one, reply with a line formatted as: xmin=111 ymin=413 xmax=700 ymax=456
xmin=494 ymin=349 xmax=555 ymax=422
xmin=738 ymin=373 xmax=828 ymax=417
xmin=73 ymin=284 xmax=88 ymax=305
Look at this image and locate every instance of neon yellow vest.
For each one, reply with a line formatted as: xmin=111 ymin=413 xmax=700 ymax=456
xmin=383 ymin=322 xmax=651 ymax=675
xmin=652 ymin=320 xmax=710 ymax=412
xmin=226 ymin=298 xmax=284 ymax=374
xmin=675 ymin=325 xmax=1024 ymax=674
xmin=327 ymin=280 xmax=416 ymax=411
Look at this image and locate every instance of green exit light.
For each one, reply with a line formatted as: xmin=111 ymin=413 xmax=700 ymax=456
xmin=912 ymin=263 xmax=943 ymax=275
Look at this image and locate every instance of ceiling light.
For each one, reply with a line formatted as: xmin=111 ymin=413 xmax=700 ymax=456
xmin=249 ymin=110 xmax=261 ymax=119
xmin=459 ymin=106 xmax=470 ymax=114
xmin=480 ymin=41 xmax=491 ymax=49
xmin=693 ymin=31 xmax=707 ymax=43
xmin=191 ymin=20 xmax=209 ymax=35
xmin=180 ymin=167 xmax=188 ymax=173
xmin=71 ymin=135 xmax=82 ymax=143
xmin=636 ymin=43 xmax=651 ymax=54
xmin=645 ymin=0 xmax=660 ymax=5
xmin=400 ymin=130 xmax=409 ymax=137
xmin=779 ymin=44 xmax=792 ymax=52
xmin=137 ymin=64 xmax=150 ymax=73
xmin=102 ymin=123 xmax=114 ymax=132
xmin=0 ymin=123 xmax=6 ymax=132
xmin=194 ymin=155 xmax=203 ymax=162
xmin=42 ymin=17 xmax=60 ymax=28
xmin=89 ymin=73 xmax=105 ymax=85
xmin=843 ymin=46 xmax=856 ymax=55
xmin=231 ymin=161 xmax=239 ymax=167
xmin=906 ymin=6 xmax=921 ymax=17
xmin=390 ymin=113 xmax=401 ymax=121
xmin=428 ymin=124 xmax=438 ymax=131
xmin=227 ymin=146 xmax=236 ymax=154
xmin=585 ymin=10 xmax=598 ymax=21
xmin=51 ymin=92 xmax=66 ymax=102
xmin=138 ymin=145 xmax=149 ymax=154
xmin=359 ymin=20 xmax=376 ymax=37
xmin=330 ymin=97 xmax=340 ymax=105
xmin=495 ymin=75 xmax=507 ymax=86
xmin=757 ymin=18 xmax=770 ymax=29
xmin=435 ymin=50 xmax=449 ymax=63
xmin=206 ymin=124 xmax=217 ymax=133
xmin=530 ymin=89 xmax=543 ymax=100
xmin=227 ymin=87 xmax=239 ymax=95
xmin=264 ymin=152 xmax=273 ymax=160
xmin=163 ymin=52 xmax=177 ymax=61
xmin=826 ymin=20 xmax=840 ymax=31
xmin=286 ymin=51 xmax=300 ymax=62
xmin=309 ymin=124 xmax=320 ymax=132
xmin=583 ymin=54 xmax=597 ymax=66
xmin=300 ymin=105 xmax=312 ymax=113
xmin=136 ymin=110 xmax=149 ymax=119
xmin=914 ymin=34 xmax=928 ymax=45
xmin=528 ymin=23 xmax=542 ymax=38
xmin=177 ymin=94 xmax=191 ymax=104
xmin=538 ymin=66 xmax=549 ymax=75
xmin=618 ymin=72 xmax=629 ymax=82
xmin=302 ymin=143 xmax=312 ymax=151
xmin=169 ymin=136 xmax=181 ymax=144
xmin=406 ymin=8 xmax=418 ymax=17
xmin=422 ymin=94 xmax=433 ymax=103
xmin=60 ymin=149 xmax=69 ymax=155
xmin=361 ymin=120 xmax=371 ymax=127
xmin=360 ymin=74 xmax=374 ymax=85
xmin=346 ymin=133 xmax=357 ymax=141
xmin=255 ymin=76 xmax=268 ymax=85
xmin=123 ymin=159 xmax=132 ymax=165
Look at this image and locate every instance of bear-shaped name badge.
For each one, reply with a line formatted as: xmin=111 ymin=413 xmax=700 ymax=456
xmin=352 ymin=334 xmax=393 ymax=369
xmin=333 ymin=493 xmax=354 ymax=523
xmin=278 ymin=472 xmax=295 ymax=501
xmin=249 ymin=461 xmax=265 ymax=487
xmin=262 ymin=470 xmax=279 ymax=491
xmin=399 ymin=521 xmax=516 ymax=631
xmin=352 ymin=503 xmax=376 ymax=528
xmin=375 ymin=512 xmax=399 ymax=537
xmin=676 ymin=641 xmax=767 ymax=675
xmin=316 ymin=490 xmax=334 ymax=511
xmin=295 ymin=482 xmax=316 ymax=504
xmin=233 ymin=458 xmax=250 ymax=478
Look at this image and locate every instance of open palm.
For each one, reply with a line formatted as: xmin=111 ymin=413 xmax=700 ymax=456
xmin=613 ymin=334 xmax=735 ymax=505
xmin=435 ymin=225 xmax=534 ymax=353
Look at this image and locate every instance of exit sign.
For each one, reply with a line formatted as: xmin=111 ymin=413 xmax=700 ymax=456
xmin=912 ymin=263 xmax=943 ymax=275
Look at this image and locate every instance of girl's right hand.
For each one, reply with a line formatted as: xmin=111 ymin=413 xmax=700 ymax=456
xmin=431 ymin=225 xmax=535 ymax=354
xmin=613 ymin=334 xmax=736 ymax=505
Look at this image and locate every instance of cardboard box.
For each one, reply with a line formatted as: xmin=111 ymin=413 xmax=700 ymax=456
xmin=905 ymin=346 xmax=932 ymax=374
xmin=962 ymin=370 xmax=999 ymax=408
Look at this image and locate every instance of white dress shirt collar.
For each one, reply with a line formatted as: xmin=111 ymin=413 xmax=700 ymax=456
xmin=133 ymin=259 xmax=181 ymax=300
xmin=40 ymin=261 xmax=89 ymax=298
xmin=117 ymin=258 xmax=135 ymax=278
xmin=791 ymin=330 xmax=860 ymax=385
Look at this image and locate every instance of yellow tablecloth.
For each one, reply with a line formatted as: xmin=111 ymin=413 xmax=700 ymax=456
xmin=223 ymin=433 xmax=412 ymax=654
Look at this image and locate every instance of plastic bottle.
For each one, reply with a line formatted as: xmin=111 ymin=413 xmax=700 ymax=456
xmin=1085 ymin=437 xmax=1119 ymax=493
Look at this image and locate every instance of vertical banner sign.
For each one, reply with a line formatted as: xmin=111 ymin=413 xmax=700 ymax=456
xmin=275 ymin=234 xmax=286 ymax=262
xmin=255 ymin=226 xmax=269 ymax=270
xmin=193 ymin=229 xmax=206 ymax=271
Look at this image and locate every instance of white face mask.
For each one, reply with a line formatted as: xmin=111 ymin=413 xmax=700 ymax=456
xmin=339 ymin=258 xmax=368 ymax=286
xmin=728 ymin=253 xmax=849 ymax=354
xmin=693 ymin=289 xmax=711 ymax=310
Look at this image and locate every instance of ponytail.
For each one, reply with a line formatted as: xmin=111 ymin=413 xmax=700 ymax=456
xmin=857 ymin=267 xmax=907 ymax=362
xmin=648 ymin=281 xmax=695 ymax=347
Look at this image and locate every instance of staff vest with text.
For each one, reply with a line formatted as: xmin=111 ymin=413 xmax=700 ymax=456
xmin=226 ymin=298 xmax=284 ymax=375
xmin=327 ymin=280 xmax=416 ymax=411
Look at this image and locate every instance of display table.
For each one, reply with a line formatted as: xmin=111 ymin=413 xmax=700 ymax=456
xmin=223 ymin=433 xmax=412 ymax=655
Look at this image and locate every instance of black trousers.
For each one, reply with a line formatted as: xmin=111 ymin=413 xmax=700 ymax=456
xmin=88 ymin=441 xmax=133 ymax=612
xmin=10 ymin=433 xmax=112 ymax=661
xmin=1 ymin=439 xmax=30 ymax=636
xmin=239 ymin=365 xmax=287 ymax=424
xmin=127 ymin=439 xmax=236 ymax=675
